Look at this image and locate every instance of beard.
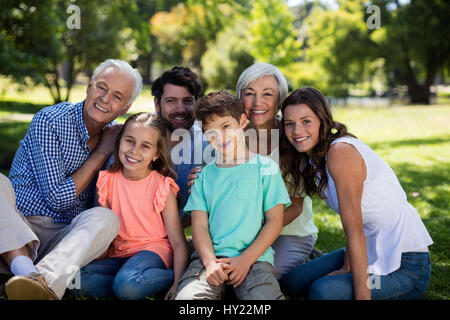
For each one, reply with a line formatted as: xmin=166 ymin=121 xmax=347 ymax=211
xmin=160 ymin=111 xmax=194 ymax=133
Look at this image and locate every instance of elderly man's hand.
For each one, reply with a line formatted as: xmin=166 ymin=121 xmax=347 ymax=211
xmin=96 ymin=124 xmax=123 ymax=157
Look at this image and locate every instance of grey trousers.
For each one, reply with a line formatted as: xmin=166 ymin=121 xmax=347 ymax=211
xmin=272 ymin=234 xmax=316 ymax=279
xmin=175 ymin=256 xmax=285 ymax=300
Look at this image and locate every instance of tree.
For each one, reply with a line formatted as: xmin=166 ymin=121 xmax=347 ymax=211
xmin=151 ymin=0 xmax=246 ymax=90
xmin=0 ymin=0 xmax=62 ymax=94
xmin=121 ymin=0 xmax=184 ymax=84
xmin=249 ymin=0 xmax=301 ymax=67
xmin=201 ymin=17 xmax=254 ymax=91
xmin=370 ymin=0 xmax=450 ymax=104
xmin=0 ymin=0 xmax=134 ymax=104
xmin=305 ymin=0 xmax=375 ymax=97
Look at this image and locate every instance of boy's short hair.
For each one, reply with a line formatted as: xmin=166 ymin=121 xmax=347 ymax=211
xmin=195 ymin=91 xmax=244 ymax=126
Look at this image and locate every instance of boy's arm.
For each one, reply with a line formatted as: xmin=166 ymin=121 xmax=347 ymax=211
xmin=191 ymin=210 xmax=229 ymax=286
xmin=219 ymin=203 xmax=284 ymax=288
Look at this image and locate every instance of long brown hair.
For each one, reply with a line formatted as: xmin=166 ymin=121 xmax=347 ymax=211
xmin=109 ymin=113 xmax=176 ymax=179
xmin=279 ymin=87 xmax=355 ymax=198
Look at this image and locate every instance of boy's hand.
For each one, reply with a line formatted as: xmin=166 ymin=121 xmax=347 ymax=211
xmin=164 ymin=284 xmax=179 ymax=300
xmin=217 ymin=256 xmax=252 ymax=288
xmin=205 ymin=261 xmax=230 ymax=287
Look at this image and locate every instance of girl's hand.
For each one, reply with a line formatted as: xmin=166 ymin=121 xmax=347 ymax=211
xmin=95 ymin=245 xmax=110 ymax=261
xmin=187 ymin=166 xmax=202 ymax=193
xmin=164 ymin=284 xmax=178 ymax=300
xmin=216 ymin=256 xmax=252 ymax=288
xmin=205 ymin=260 xmax=230 ymax=287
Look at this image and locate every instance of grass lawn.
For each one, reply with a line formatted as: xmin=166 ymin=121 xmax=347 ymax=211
xmin=0 ymin=91 xmax=448 ymax=299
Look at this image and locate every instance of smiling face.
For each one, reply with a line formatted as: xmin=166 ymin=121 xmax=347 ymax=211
xmin=283 ymin=103 xmax=321 ymax=157
xmin=118 ymin=122 xmax=160 ymax=180
xmin=84 ymin=67 xmax=135 ymax=128
xmin=203 ymin=114 xmax=248 ymax=161
xmin=241 ymin=75 xmax=280 ymax=129
xmin=155 ymin=84 xmax=195 ymax=132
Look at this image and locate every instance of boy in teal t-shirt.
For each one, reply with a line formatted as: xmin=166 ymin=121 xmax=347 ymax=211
xmin=175 ymin=91 xmax=290 ymax=300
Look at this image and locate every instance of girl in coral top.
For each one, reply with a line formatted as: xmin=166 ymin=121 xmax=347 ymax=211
xmin=74 ymin=113 xmax=188 ymax=300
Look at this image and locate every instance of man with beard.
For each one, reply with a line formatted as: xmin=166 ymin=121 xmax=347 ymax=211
xmin=152 ymin=67 xmax=213 ymax=228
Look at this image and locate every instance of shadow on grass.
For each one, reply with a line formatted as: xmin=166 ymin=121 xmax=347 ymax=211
xmin=368 ymin=137 xmax=450 ymax=151
xmin=390 ymin=162 xmax=449 ymax=300
xmin=0 ymin=121 xmax=30 ymax=171
xmin=0 ymin=101 xmax=48 ymax=114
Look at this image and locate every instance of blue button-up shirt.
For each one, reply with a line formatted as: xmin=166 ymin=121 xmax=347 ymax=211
xmin=9 ymin=101 xmax=114 ymax=223
xmin=169 ymin=121 xmax=215 ymax=219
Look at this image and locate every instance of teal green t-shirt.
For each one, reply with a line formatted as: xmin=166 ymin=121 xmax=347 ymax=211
xmin=184 ymin=154 xmax=291 ymax=265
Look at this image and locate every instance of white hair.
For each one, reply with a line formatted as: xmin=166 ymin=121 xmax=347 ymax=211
xmin=236 ymin=62 xmax=288 ymax=104
xmin=91 ymin=59 xmax=143 ymax=104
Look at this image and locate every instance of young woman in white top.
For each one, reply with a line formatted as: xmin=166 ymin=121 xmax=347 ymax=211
xmin=278 ymin=87 xmax=433 ymax=300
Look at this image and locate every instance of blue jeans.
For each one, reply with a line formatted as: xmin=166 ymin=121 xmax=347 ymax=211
xmin=72 ymin=250 xmax=174 ymax=300
xmin=279 ymin=248 xmax=431 ymax=300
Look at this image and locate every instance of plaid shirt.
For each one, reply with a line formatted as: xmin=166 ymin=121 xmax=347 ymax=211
xmin=9 ymin=101 xmax=114 ymax=223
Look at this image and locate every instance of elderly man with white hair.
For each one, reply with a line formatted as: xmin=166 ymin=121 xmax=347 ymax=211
xmin=0 ymin=59 xmax=142 ymax=300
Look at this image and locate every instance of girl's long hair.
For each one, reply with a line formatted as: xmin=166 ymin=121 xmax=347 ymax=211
xmin=109 ymin=113 xmax=176 ymax=180
xmin=279 ymin=87 xmax=355 ymax=198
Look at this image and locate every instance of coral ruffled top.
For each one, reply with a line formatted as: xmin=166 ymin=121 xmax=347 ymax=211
xmin=97 ymin=170 xmax=179 ymax=268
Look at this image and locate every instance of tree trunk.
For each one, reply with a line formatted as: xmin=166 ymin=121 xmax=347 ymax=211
xmin=408 ymin=85 xmax=430 ymax=104
xmin=404 ymin=58 xmax=437 ymax=105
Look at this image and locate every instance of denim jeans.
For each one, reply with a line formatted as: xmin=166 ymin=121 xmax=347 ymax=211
xmin=279 ymin=247 xmax=431 ymax=300
xmin=72 ymin=250 xmax=174 ymax=300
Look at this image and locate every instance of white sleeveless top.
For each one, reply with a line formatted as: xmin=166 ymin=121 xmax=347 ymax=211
xmin=268 ymin=147 xmax=318 ymax=239
xmin=317 ymin=137 xmax=433 ymax=275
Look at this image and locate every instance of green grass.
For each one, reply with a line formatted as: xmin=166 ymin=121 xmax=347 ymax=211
xmin=0 ymin=94 xmax=449 ymax=299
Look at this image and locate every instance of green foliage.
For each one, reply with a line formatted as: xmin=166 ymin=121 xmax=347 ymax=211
xmin=201 ymin=17 xmax=254 ymax=91
xmin=0 ymin=0 xmax=145 ymax=103
xmin=249 ymin=0 xmax=300 ymax=67
xmin=305 ymin=0 xmax=375 ymax=97
xmin=370 ymin=0 xmax=450 ymax=103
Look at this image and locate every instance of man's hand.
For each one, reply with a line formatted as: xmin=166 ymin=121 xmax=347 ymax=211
xmin=205 ymin=260 xmax=230 ymax=287
xmin=216 ymin=256 xmax=252 ymax=288
xmin=187 ymin=166 xmax=202 ymax=194
xmin=95 ymin=125 xmax=123 ymax=157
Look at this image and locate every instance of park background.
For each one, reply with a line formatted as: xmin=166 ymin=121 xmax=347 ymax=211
xmin=0 ymin=0 xmax=448 ymax=300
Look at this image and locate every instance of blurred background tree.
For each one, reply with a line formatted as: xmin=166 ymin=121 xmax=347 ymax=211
xmin=0 ymin=0 xmax=449 ymax=104
xmin=369 ymin=0 xmax=450 ymax=104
